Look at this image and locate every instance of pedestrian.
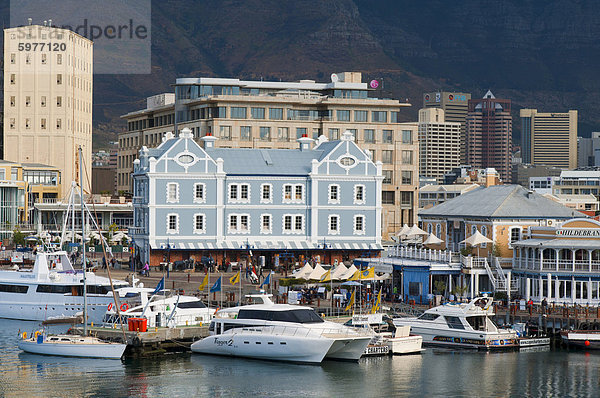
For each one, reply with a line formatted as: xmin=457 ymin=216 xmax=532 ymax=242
xmin=110 ymin=258 xmax=116 ymax=268
xmin=541 ymin=297 xmax=548 ymax=314
xmin=102 ymin=256 xmax=107 ymax=269
xmin=143 ymin=261 xmax=150 ymax=277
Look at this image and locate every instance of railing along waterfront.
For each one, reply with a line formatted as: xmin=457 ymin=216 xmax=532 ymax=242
xmin=388 ymin=246 xmax=458 ymax=263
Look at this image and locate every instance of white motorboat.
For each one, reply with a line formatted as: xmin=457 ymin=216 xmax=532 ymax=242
xmin=385 ymin=326 xmax=424 ymax=355
xmin=18 ymin=331 xmax=126 ymax=359
xmin=393 ymin=296 xmax=518 ymax=349
xmin=191 ymin=294 xmax=373 ymax=363
xmin=0 ymin=251 xmax=129 ymax=323
xmin=102 ymin=287 xmax=214 ymax=328
xmin=347 ymin=313 xmax=423 ymax=356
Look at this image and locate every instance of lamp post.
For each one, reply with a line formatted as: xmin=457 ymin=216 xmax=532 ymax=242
xmin=321 ymin=238 xmax=332 ymax=314
xmin=162 ymin=239 xmax=175 ymax=279
xmin=241 ymin=239 xmax=255 ymax=305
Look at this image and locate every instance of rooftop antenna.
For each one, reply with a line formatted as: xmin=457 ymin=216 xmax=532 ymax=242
xmin=27 ymin=18 xmax=32 ymax=25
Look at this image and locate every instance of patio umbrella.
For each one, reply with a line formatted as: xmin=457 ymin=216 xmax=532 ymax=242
xmin=423 ymin=233 xmax=444 ymax=246
xmin=396 ymin=224 xmax=411 ymax=238
xmin=331 ymin=264 xmax=348 ymax=280
xmin=461 ymin=230 xmax=493 ymax=257
xmin=292 ymin=263 xmax=313 ymax=279
xmin=307 ymin=263 xmax=327 ymax=280
xmin=405 ymin=224 xmax=428 ymax=238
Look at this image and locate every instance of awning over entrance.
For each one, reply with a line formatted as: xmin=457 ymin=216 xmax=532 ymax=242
xmin=513 ymin=238 xmax=600 ymax=250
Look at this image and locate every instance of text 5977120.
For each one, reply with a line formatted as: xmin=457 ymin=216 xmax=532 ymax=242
xmin=18 ymin=42 xmax=66 ymax=51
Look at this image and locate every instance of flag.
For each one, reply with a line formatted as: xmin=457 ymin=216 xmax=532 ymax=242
xmin=198 ymin=274 xmax=209 ymax=290
xmin=344 ymin=289 xmax=356 ymax=311
xmin=371 ymin=289 xmax=382 ymax=314
xmin=229 ymin=270 xmax=241 ymax=285
xmin=152 ymin=277 xmax=165 ymax=295
xmin=348 ymin=270 xmax=361 ymax=281
xmin=260 ymin=272 xmax=271 ymax=287
xmin=360 ymin=267 xmax=375 ymax=280
xmin=320 ymin=269 xmax=331 ymax=283
xmin=210 ymin=276 xmax=222 ymax=293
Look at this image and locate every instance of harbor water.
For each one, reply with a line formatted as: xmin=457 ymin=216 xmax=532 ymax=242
xmin=1 ymin=320 xmax=599 ymax=397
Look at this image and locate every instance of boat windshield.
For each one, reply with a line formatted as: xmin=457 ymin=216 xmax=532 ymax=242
xmin=466 ymin=315 xmax=492 ymax=331
xmin=177 ymin=300 xmax=207 ymax=309
xmin=237 ymin=309 xmax=324 ymax=323
xmin=417 ymin=313 xmax=439 ymax=321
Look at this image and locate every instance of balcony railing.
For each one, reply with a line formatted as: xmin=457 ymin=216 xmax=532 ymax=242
xmin=388 ymin=246 xmax=459 ymax=264
xmin=514 ymin=257 xmax=600 ymax=273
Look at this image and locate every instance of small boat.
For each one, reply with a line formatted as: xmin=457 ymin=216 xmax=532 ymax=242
xmin=393 ymin=296 xmax=518 ymax=350
xmin=346 ymin=314 xmax=423 ymax=356
xmin=511 ymin=322 xmax=550 ymax=348
xmin=560 ymin=329 xmax=600 ymax=349
xmin=385 ymin=326 xmax=424 ymax=355
xmin=191 ymin=294 xmax=373 ymax=363
xmin=42 ymin=314 xmax=84 ymax=325
xmin=18 ymin=330 xmax=126 ymax=359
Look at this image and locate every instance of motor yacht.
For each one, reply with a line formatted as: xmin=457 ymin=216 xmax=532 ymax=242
xmin=190 ymin=294 xmax=373 ymax=363
xmin=393 ymin=296 xmax=518 ymax=349
xmin=0 ymin=251 xmax=129 ymax=323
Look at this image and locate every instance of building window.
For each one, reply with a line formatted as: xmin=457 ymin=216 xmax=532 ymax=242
xmin=402 ymin=171 xmax=412 ymax=185
xmin=283 ymin=214 xmax=304 ymax=234
xmin=56 ymin=119 xmax=62 ymax=129
xmin=57 ymin=96 xmax=62 ymax=107
xmin=354 ymin=215 xmax=365 ymax=235
xmin=269 ymin=108 xmax=283 ymax=120
xmin=193 ymin=214 xmax=206 ymax=234
xmin=10 ymin=53 xmax=15 ymax=64
xmin=25 ymin=119 xmax=31 ymax=129
xmin=230 ymin=107 xmax=247 ymax=119
xmin=167 ymin=214 xmax=178 ymax=234
xmin=240 ymin=126 xmax=251 ymax=141
xmin=260 ymin=126 xmax=271 ymax=141
xmin=282 ymin=184 xmax=303 ymax=204
xmin=312 ymin=128 xmax=321 ymax=139
xmin=401 ymin=192 xmax=412 ymax=206
xmin=354 ymin=185 xmax=365 ymax=204
xmin=251 ymin=107 xmax=265 ymax=119
xmin=166 ymin=183 xmax=179 ymax=203
xmin=41 ymin=118 xmax=46 ymax=129
xmin=228 ymin=214 xmax=251 ymax=234
xmin=337 ymin=110 xmax=350 ymax=122
xmin=25 ymin=96 xmax=31 ymax=107
xmin=296 ymin=127 xmax=307 ymax=138
xmin=382 ymin=191 xmax=395 ymax=205
xmin=509 ymin=227 xmax=522 ymax=248
xmin=366 ymin=149 xmax=376 ymax=161
xmin=372 ymin=111 xmax=387 ymax=123
xmin=220 ymin=126 xmax=232 ymax=140
xmin=402 ymin=130 xmax=412 ymax=144
xmin=382 ymin=130 xmax=393 ymax=144
xmin=471 ymin=225 xmax=478 ymax=237
xmin=10 ymin=74 xmax=15 ymax=84
xmin=481 ymin=226 xmax=488 ymax=248
xmin=328 ymin=215 xmax=340 ymax=235
xmin=193 ymin=183 xmax=206 ymax=203
xmin=229 ymin=183 xmax=250 ymax=203
xmin=427 ymin=223 xmax=433 ymax=234
xmin=10 ymin=96 xmax=15 ymax=107
xmin=57 ymin=54 xmax=62 ymax=64
xmin=354 ymin=110 xmax=367 ymax=122
xmin=260 ymin=183 xmax=272 ymax=203
xmin=364 ymin=129 xmax=375 ymax=143
xmin=402 ymin=150 xmax=413 ymax=165
xmin=57 ymin=74 xmax=62 ymax=85
xmin=277 ymin=127 xmax=289 ymax=141
xmin=328 ymin=184 xmax=340 ymax=204
xmin=436 ymin=223 xmax=442 ymax=238
xmin=383 ymin=170 xmax=393 ymax=184
xmin=328 ymin=128 xmax=340 ymax=140
xmin=10 ymin=118 xmax=15 ymax=129
xmin=260 ymin=214 xmax=272 ymax=234
xmin=382 ymin=150 xmax=393 ymax=164
xmin=41 ymin=96 xmax=46 ymax=107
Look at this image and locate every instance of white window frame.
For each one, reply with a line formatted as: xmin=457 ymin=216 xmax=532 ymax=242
xmin=282 ymin=184 xmax=304 ymax=204
xmin=260 ymin=183 xmax=272 ymax=204
xmin=328 ymin=184 xmax=341 ymax=204
xmin=509 ymin=227 xmax=522 ymax=249
xmin=193 ymin=182 xmax=206 ymax=204
xmin=260 ymin=214 xmax=272 ymax=234
xmin=166 ymin=213 xmax=179 ymax=234
xmin=328 ymin=214 xmax=340 ymax=235
xmin=282 ymin=214 xmax=304 ymax=234
xmin=354 ymin=214 xmax=366 ymax=235
xmin=228 ymin=213 xmax=251 ymax=234
xmin=427 ymin=223 xmax=433 ymax=234
xmin=193 ymin=213 xmax=206 ymax=234
xmin=228 ymin=183 xmax=251 ymax=204
xmin=354 ymin=184 xmax=366 ymax=205
xmin=436 ymin=223 xmax=442 ymax=239
xmin=166 ymin=182 xmax=179 ymax=203
xmin=481 ymin=225 xmax=488 ymax=248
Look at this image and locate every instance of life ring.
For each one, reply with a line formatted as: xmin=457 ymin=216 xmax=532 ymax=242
xmin=120 ymin=303 xmax=129 ymax=312
xmin=107 ymin=303 xmax=113 ymax=312
xmin=22 ymin=331 xmax=27 ymax=339
xmin=34 ymin=331 xmax=41 ymax=339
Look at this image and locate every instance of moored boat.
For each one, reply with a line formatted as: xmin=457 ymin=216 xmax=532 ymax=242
xmin=18 ymin=331 xmax=126 ymax=359
xmin=560 ymin=330 xmax=600 ymax=349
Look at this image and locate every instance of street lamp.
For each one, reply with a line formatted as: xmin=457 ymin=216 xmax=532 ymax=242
xmin=161 ymin=238 xmax=175 ymax=278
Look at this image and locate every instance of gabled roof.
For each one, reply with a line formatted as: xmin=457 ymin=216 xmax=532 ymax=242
xmin=419 ymin=185 xmax=583 ymax=219
xmin=205 ymin=147 xmax=322 ymax=175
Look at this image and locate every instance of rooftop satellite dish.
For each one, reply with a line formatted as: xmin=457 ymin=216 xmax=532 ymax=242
xmin=331 ymin=73 xmax=339 ymax=83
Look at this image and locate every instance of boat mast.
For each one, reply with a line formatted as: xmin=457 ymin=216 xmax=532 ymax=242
xmin=79 ymin=146 xmax=87 ymax=336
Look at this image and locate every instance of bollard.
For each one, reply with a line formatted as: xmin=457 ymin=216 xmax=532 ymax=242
xmin=188 ymin=273 xmax=190 ymax=283
xmin=172 ymin=281 xmax=175 ymax=290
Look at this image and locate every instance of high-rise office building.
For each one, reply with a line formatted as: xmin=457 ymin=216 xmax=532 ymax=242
xmin=418 ymin=108 xmax=461 ymax=183
xmin=119 ymin=73 xmax=419 ymax=239
xmin=3 ymin=22 xmax=93 ymax=197
xmin=466 ymin=91 xmax=512 ymax=182
xmin=520 ymin=109 xmax=577 ymax=169
xmin=423 ymin=91 xmax=471 ymax=163
xmin=578 ymin=132 xmax=600 ymax=168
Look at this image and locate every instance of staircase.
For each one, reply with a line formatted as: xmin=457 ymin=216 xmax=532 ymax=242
xmin=483 ymin=257 xmax=518 ymax=294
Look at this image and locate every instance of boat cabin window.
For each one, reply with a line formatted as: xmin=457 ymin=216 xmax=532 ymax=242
xmin=177 ymin=300 xmax=207 ymax=309
xmin=36 ymin=284 xmax=72 ymax=294
xmin=237 ymin=309 xmax=324 ymax=323
xmin=417 ymin=313 xmax=439 ymax=321
xmin=444 ymin=316 xmax=465 ymax=330
xmin=0 ymin=284 xmax=29 ymax=293
xmin=466 ymin=316 xmax=487 ymax=331
xmin=209 ymin=321 xmax=215 ymax=332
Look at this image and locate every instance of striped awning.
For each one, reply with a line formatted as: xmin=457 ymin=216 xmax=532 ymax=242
xmin=150 ymin=240 xmax=383 ymax=251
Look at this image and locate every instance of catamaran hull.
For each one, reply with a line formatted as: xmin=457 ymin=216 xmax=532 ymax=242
xmin=325 ymin=336 xmax=372 ymax=361
xmin=18 ymin=340 xmax=126 ymax=359
xmin=191 ymin=333 xmax=334 ymax=364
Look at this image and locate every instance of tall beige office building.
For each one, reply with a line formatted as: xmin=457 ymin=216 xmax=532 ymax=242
xmin=423 ymin=91 xmax=471 ymax=164
xmin=520 ymin=109 xmax=577 ymax=169
xmin=119 ymin=73 xmax=419 ymax=239
xmin=418 ymin=108 xmax=461 ymax=183
xmin=4 ymin=22 xmax=93 ymax=197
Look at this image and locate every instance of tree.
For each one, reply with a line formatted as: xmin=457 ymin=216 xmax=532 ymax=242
xmin=12 ymin=226 xmax=26 ymax=246
xmin=433 ymin=280 xmax=447 ymax=295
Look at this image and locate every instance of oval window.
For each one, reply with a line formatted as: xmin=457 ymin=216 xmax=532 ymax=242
xmin=178 ymin=154 xmax=194 ymax=164
xmin=340 ymin=156 xmax=355 ymax=166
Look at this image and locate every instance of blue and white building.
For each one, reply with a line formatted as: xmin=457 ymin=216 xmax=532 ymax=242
xmin=130 ymin=128 xmax=382 ymax=266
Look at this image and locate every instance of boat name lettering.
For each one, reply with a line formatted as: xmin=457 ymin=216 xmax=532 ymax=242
xmin=213 ymin=338 xmax=233 ymax=347
xmin=556 ymin=229 xmax=600 ymax=237
xmin=19 ymin=274 xmax=35 ymax=279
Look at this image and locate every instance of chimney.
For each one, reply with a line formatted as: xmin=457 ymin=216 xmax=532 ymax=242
xmin=28 ymin=18 xmax=32 ymax=25
xmin=297 ymin=133 xmax=313 ymax=151
xmin=200 ymin=130 xmax=218 ymax=149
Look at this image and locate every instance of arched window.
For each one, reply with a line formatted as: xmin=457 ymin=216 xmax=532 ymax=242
xmin=436 ymin=223 xmax=442 ymax=238
xmin=471 ymin=225 xmax=477 ymax=236
xmin=481 ymin=225 xmax=488 ymax=248
xmin=427 ymin=223 xmax=433 ymax=234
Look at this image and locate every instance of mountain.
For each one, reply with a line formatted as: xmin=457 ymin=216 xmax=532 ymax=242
xmin=4 ymin=1 xmax=600 ymax=148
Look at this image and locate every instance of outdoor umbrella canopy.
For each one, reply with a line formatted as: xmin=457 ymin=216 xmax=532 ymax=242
xmin=292 ymin=263 xmax=313 ymax=279
xmin=341 ymin=264 xmax=358 ymax=280
xmin=405 ymin=224 xmax=429 ymax=238
xmin=331 ymin=264 xmax=348 ymax=280
xmin=307 ymin=263 xmax=327 ymax=280
xmin=423 ymin=233 xmax=444 ymax=245
xmin=461 ymin=230 xmax=492 ymax=247
xmin=396 ymin=224 xmax=411 ymax=237
xmin=375 ymin=273 xmax=391 ymax=281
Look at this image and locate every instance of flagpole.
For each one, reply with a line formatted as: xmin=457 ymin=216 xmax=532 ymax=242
xmin=239 ymin=269 xmax=242 ymax=305
xmin=207 ymin=267 xmax=210 ymax=306
xmin=220 ymin=273 xmax=223 ymax=308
